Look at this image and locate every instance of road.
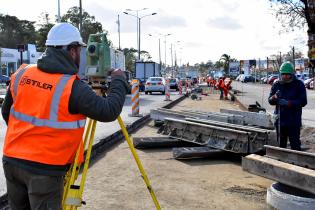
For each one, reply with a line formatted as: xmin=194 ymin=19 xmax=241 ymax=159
xmin=232 ymin=81 xmax=315 ymax=127
xmin=0 ymin=91 xmax=181 ymax=196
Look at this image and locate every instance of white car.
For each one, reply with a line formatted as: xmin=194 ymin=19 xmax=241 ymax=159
xmin=145 ymin=77 xmax=166 ymax=95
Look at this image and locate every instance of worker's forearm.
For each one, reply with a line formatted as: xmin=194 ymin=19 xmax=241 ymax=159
xmin=1 ymin=90 xmax=13 ymax=125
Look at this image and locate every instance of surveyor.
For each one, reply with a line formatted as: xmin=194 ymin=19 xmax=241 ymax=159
xmin=1 ymin=22 xmax=129 ymax=209
xmin=268 ymin=61 xmax=307 ymax=151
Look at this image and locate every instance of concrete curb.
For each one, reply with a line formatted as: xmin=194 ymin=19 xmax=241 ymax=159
xmin=0 ymin=94 xmax=186 ymax=209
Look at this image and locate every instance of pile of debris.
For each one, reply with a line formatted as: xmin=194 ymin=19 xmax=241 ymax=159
xmin=133 ymin=108 xmax=278 ymax=159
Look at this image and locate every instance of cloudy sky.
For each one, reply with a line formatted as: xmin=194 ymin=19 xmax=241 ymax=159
xmin=0 ymin=0 xmax=308 ymax=65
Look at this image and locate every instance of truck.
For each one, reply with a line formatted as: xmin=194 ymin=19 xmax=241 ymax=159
xmin=135 ymin=61 xmax=161 ymax=91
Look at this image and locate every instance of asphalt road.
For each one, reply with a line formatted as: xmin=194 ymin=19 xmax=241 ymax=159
xmin=0 ymin=91 xmax=181 ymax=196
xmin=232 ymin=81 xmax=315 ymax=127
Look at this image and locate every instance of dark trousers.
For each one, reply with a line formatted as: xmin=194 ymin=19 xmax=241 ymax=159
xmin=3 ymin=161 xmax=63 ymax=210
xmin=219 ymin=88 xmax=224 ymax=99
xmin=276 ymin=125 xmax=301 ymax=151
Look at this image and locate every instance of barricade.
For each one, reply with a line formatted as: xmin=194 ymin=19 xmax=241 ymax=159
xmin=130 ymin=79 xmax=142 ymax=117
xmin=179 ymin=80 xmax=183 ymax=95
xmin=164 ymin=79 xmax=171 ymax=101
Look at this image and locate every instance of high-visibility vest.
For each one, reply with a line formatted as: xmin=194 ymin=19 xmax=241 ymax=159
xmin=4 ymin=64 xmax=86 ymax=165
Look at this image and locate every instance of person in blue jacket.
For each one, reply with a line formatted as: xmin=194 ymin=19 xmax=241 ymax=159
xmin=268 ymin=62 xmax=307 ymax=151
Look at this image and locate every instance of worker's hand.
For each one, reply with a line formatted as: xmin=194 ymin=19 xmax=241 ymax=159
xmin=108 ymin=69 xmax=126 ymax=79
xmin=275 ymin=90 xmax=281 ymax=99
xmin=278 ymin=99 xmax=289 ymax=106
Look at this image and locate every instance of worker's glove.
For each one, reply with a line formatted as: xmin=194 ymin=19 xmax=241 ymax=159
xmin=278 ymin=99 xmax=289 ymax=106
xmin=108 ymin=68 xmax=126 ymax=79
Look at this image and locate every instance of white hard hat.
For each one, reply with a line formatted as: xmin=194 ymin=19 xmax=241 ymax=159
xmin=45 ymin=22 xmax=86 ymax=46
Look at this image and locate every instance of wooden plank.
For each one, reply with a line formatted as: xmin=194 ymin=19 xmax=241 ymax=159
xmin=265 ymin=145 xmax=315 ymax=170
xmin=172 ymin=147 xmax=225 ymax=159
xmin=242 ymin=154 xmax=315 ymax=194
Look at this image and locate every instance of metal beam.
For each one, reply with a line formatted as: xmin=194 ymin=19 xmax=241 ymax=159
xmin=242 ymin=154 xmax=315 ymax=194
xmin=158 ymin=118 xmax=253 ymax=153
xmin=265 ymin=145 xmax=315 ymax=170
xmin=220 ymin=109 xmax=274 ymax=129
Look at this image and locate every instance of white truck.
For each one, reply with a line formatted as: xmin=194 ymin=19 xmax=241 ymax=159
xmin=135 ymin=62 xmax=161 ymax=91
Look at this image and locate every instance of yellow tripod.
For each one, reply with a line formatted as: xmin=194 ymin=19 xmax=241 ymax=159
xmin=62 ymin=116 xmax=161 ymax=210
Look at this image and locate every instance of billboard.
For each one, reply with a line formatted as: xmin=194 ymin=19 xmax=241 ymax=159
xmin=229 ymin=62 xmax=240 ymax=76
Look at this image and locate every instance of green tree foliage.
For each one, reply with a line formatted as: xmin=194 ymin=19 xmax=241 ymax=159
xmin=0 ymin=14 xmax=37 ymax=48
xmin=123 ymin=48 xmax=137 ymax=72
xmin=36 ymin=12 xmax=54 ymax=52
xmin=61 ymin=6 xmax=104 ymax=43
xmin=219 ymin=54 xmax=231 ymax=75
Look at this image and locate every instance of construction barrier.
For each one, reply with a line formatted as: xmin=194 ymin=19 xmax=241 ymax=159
xmin=165 ymin=79 xmax=171 ymax=101
xmin=179 ymin=80 xmax=182 ymax=95
xmin=131 ymin=79 xmax=141 ymax=116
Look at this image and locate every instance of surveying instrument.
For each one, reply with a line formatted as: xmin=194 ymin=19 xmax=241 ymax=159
xmin=62 ymin=33 xmax=161 ymax=209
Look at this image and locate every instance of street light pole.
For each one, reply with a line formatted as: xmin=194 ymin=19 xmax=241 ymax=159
xmin=124 ymin=9 xmax=156 ymax=61
xmin=79 ymin=0 xmax=82 ymax=33
xmin=57 ymin=0 xmax=61 ymax=22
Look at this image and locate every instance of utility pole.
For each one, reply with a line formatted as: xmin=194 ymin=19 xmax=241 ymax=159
xmin=117 ymin=15 xmax=121 ymax=50
xmin=138 ymin=18 xmax=141 ymax=61
xmin=158 ymin=38 xmax=161 ymax=72
xmin=170 ymin=44 xmax=173 ymax=77
xmin=79 ymin=0 xmax=82 ymax=33
xmin=57 ymin=0 xmax=61 ymax=22
xmin=292 ymin=46 xmax=295 ymax=70
xmin=267 ymin=57 xmax=269 ymax=76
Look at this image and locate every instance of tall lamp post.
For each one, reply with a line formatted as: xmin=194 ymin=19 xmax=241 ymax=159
xmin=160 ymin=33 xmax=171 ymax=69
xmin=124 ymin=9 xmax=157 ymax=61
xmin=148 ymin=34 xmax=162 ymax=71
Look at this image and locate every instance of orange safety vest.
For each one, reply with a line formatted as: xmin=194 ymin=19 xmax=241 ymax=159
xmin=4 ymin=64 xmax=86 ymax=165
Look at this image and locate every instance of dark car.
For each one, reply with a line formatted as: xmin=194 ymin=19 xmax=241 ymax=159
xmin=242 ymin=75 xmax=256 ymax=83
xmin=0 ymin=75 xmax=10 ymax=84
xmin=169 ymin=78 xmax=179 ymax=90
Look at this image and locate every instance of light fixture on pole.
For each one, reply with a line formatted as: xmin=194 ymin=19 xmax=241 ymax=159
xmin=149 ymin=34 xmax=162 ymax=72
xmin=123 ymin=8 xmax=156 ymax=61
xmin=160 ymin=33 xmax=171 ymax=68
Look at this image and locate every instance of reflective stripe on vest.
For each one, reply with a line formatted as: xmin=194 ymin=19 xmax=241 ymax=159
xmin=11 ymin=66 xmax=86 ymax=129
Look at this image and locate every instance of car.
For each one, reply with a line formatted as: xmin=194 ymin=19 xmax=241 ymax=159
xmin=267 ymin=75 xmax=279 ymax=85
xmin=145 ymin=77 xmax=166 ymax=95
xmin=304 ymin=78 xmax=314 ymax=89
xmin=0 ymin=75 xmax=10 ymax=84
xmin=235 ymin=74 xmax=244 ymax=81
xmin=0 ymin=83 xmax=7 ymax=105
xmin=241 ymin=75 xmax=256 ymax=83
xmin=169 ymin=78 xmax=179 ymax=90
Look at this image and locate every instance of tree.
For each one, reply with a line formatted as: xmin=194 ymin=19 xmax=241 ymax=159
xmin=36 ymin=12 xmax=54 ymax=52
xmin=123 ymin=48 xmax=137 ymax=72
xmin=219 ymin=54 xmax=231 ymax=75
xmin=61 ymin=7 xmax=104 ymax=43
xmin=0 ymin=14 xmax=37 ymax=48
xmin=140 ymin=50 xmax=152 ymax=61
xmin=269 ymin=0 xmax=310 ymax=31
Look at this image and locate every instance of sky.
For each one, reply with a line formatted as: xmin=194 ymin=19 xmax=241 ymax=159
xmin=0 ymin=0 xmax=308 ymax=66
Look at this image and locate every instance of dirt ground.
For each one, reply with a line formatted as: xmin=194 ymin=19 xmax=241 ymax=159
xmin=82 ymin=93 xmax=276 ymax=210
